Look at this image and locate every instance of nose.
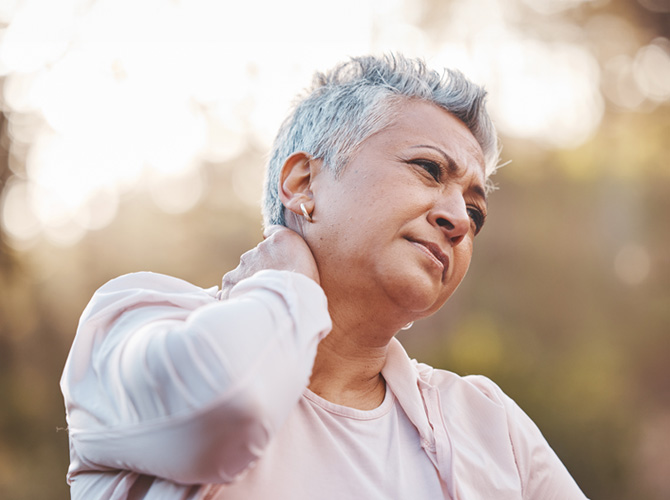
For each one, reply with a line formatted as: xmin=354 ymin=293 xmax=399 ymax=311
xmin=429 ymin=191 xmax=470 ymax=246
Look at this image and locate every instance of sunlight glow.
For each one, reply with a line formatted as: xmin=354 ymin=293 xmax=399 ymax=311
xmin=149 ymin=170 xmax=204 ymax=215
xmin=521 ymin=0 xmax=603 ymax=14
xmin=490 ymin=39 xmax=604 ymax=147
xmin=0 ymin=0 xmax=654 ymax=248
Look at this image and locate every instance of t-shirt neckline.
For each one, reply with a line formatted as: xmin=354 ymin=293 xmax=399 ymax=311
xmin=302 ymin=384 xmax=395 ymax=420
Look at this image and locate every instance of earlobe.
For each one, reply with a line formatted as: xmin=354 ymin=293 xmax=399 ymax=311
xmin=279 ymin=151 xmax=318 ymax=221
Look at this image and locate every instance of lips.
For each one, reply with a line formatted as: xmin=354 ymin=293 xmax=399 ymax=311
xmin=407 ymin=238 xmax=449 ymax=279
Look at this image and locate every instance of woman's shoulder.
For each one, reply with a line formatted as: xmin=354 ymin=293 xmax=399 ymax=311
xmin=95 ymin=271 xmax=218 ymax=296
xmin=81 ymin=269 xmax=324 ymax=326
xmin=413 ymin=360 xmax=508 ymax=407
xmin=79 ymin=272 xmax=219 ymax=326
xmin=384 ymin=340 xmax=509 ymax=411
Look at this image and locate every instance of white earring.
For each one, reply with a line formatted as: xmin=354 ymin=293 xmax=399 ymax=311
xmin=401 ymin=322 xmax=414 ymax=330
xmin=300 ymin=203 xmax=313 ymax=222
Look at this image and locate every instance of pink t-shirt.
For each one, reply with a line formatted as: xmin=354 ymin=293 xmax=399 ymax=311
xmin=201 ymin=386 xmax=445 ymax=499
xmin=61 ymin=270 xmax=588 ymax=499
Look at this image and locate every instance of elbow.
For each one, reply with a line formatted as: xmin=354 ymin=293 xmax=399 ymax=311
xmin=68 ymin=388 xmax=275 ymax=486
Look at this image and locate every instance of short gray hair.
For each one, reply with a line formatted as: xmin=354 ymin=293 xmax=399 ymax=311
xmin=262 ymin=54 xmax=500 ymax=227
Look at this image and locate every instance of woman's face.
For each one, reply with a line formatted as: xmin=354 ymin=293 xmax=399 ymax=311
xmin=305 ymin=99 xmax=488 ymax=323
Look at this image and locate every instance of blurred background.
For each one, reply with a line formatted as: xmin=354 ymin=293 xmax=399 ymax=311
xmin=0 ymin=0 xmax=668 ymax=498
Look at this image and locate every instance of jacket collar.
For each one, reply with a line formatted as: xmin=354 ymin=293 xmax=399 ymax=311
xmin=381 ymin=339 xmax=439 ymax=456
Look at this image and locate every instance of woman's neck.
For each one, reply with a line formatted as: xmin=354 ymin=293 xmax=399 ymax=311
xmin=306 ymin=281 xmax=416 ymax=410
xmin=307 ymin=322 xmax=391 ymax=411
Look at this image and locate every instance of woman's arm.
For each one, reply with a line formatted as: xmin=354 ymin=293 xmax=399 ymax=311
xmin=502 ymin=395 xmax=589 ymax=500
xmin=61 ymin=229 xmax=330 ymax=485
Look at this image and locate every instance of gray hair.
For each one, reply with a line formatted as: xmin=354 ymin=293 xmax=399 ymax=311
xmin=262 ymin=54 xmax=500 ymax=227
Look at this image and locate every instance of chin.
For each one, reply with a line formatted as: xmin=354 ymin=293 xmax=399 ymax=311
xmin=385 ymin=275 xmax=452 ymax=318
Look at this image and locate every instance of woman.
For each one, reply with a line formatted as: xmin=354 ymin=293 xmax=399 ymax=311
xmin=61 ymin=55 xmax=589 ymax=499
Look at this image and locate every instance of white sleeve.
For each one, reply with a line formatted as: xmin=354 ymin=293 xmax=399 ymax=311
xmin=60 ymin=269 xmax=332 ymax=485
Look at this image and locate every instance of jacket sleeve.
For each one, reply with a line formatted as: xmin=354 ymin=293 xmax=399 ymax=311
xmin=60 ymin=269 xmax=332 ymax=485
xmin=499 ymin=386 xmax=589 ymax=500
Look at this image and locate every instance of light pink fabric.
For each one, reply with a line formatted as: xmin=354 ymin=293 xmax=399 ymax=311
xmin=201 ymin=385 xmax=446 ymax=499
xmin=61 ymin=270 xmax=588 ymax=499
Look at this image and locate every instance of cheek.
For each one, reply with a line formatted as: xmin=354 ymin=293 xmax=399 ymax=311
xmin=425 ymin=244 xmax=474 ymax=315
xmin=451 ymin=241 xmax=474 ymax=284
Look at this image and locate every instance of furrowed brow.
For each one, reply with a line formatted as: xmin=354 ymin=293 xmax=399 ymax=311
xmin=470 ymin=184 xmax=488 ymax=204
xmin=409 ymin=145 xmax=458 ymax=173
xmin=409 ymin=144 xmax=487 ymax=202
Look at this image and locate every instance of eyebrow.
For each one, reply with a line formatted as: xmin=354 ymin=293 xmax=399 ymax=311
xmin=409 ymin=144 xmax=487 ymax=201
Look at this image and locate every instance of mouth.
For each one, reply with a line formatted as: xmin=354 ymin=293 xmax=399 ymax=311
xmin=407 ymin=238 xmax=449 ymax=280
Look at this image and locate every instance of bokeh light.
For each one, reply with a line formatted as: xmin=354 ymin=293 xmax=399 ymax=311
xmin=0 ymin=0 xmax=647 ymax=249
xmin=634 ymin=38 xmax=670 ymax=101
xmin=614 ymin=242 xmax=652 ymax=286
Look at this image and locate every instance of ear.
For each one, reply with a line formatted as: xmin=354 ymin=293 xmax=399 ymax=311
xmin=278 ymin=151 xmax=318 ymax=221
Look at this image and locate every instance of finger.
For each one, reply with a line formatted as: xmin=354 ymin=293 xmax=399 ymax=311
xmin=262 ymin=224 xmax=286 ymax=239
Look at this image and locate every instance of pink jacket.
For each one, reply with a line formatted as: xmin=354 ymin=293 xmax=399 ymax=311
xmin=61 ymin=270 xmax=588 ymax=499
xmin=383 ymin=338 xmax=588 ymax=499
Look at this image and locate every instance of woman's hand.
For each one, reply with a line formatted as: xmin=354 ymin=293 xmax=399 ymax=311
xmin=220 ymin=225 xmax=320 ymax=300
